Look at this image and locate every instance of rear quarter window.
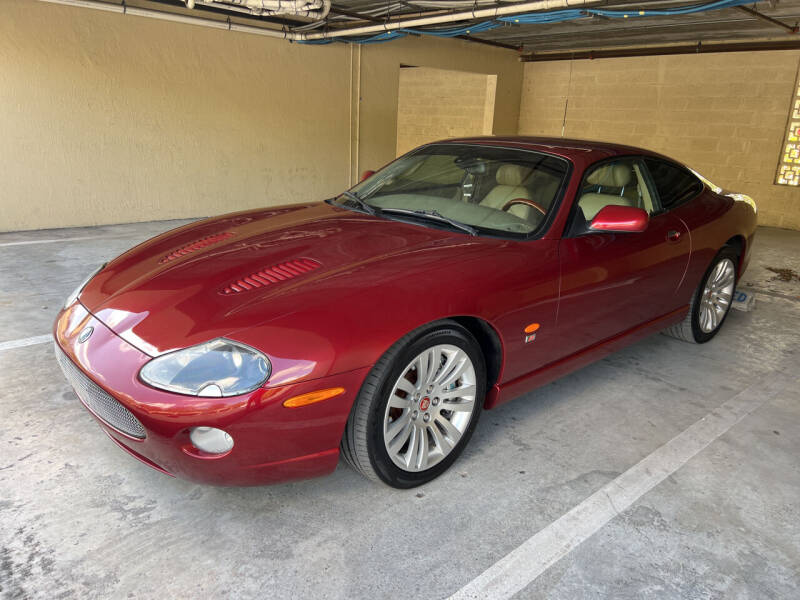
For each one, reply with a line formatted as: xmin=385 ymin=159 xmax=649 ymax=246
xmin=644 ymin=159 xmax=704 ymax=210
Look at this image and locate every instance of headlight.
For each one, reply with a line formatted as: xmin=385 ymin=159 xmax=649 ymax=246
xmin=139 ymin=338 xmax=271 ymax=397
xmin=64 ymin=263 xmax=106 ymax=309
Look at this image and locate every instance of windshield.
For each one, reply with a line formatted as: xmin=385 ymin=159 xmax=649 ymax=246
xmin=338 ymin=144 xmax=570 ymax=237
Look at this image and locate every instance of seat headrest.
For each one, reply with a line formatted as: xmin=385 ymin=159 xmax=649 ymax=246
xmin=496 ymin=164 xmax=532 ymax=186
xmin=586 ymin=164 xmax=632 ymax=188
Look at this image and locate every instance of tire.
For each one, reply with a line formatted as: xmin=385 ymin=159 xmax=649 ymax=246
xmin=664 ymin=246 xmax=738 ymax=344
xmin=341 ymin=321 xmax=486 ymax=488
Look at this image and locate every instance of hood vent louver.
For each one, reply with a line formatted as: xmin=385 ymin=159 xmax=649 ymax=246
xmin=159 ymin=231 xmax=235 ymax=263
xmin=221 ymin=259 xmax=321 ymax=295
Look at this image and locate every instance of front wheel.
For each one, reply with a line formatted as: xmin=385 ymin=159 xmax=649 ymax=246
xmin=341 ymin=322 xmax=486 ymax=488
xmin=664 ymin=247 xmax=738 ymax=343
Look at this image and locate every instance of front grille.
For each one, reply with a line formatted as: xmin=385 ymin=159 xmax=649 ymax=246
xmin=54 ymin=344 xmax=146 ymax=439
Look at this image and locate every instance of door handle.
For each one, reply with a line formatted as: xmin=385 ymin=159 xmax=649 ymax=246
xmin=666 ymin=230 xmax=681 ymax=242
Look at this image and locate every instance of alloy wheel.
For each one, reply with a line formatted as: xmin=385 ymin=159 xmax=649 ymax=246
xmin=382 ymin=344 xmax=477 ymax=472
xmin=699 ymin=257 xmax=735 ymax=333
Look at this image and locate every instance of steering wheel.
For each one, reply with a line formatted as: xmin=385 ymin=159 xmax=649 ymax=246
xmin=501 ymin=198 xmax=547 ymax=216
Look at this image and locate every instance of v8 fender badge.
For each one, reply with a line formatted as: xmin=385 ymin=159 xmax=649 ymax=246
xmin=78 ymin=326 xmax=94 ymax=343
xmin=524 ymin=322 xmax=540 ymax=344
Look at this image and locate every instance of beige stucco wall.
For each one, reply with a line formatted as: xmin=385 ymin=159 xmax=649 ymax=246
xmin=396 ymin=67 xmax=497 ymax=156
xmin=0 ymin=0 xmax=522 ymax=232
xmin=519 ymin=53 xmax=800 ymax=230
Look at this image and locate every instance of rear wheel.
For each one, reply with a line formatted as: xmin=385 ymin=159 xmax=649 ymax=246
xmin=341 ymin=322 xmax=485 ymax=488
xmin=664 ymin=247 xmax=738 ymax=343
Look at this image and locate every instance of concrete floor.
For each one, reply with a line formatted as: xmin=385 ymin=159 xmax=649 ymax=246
xmin=1 ymin=222 xmax=798 ymax=599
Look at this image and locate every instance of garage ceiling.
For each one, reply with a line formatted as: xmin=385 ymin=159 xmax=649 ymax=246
xmin=330 ymin=0 xmax=800 ymax=52
xmin=48 ymin=0 xmax=800 ymax=57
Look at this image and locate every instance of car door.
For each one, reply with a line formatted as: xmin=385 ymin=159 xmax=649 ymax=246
xmin=554 ymin=157 xmax=691 ymax=359
xmin=642 ymin=157 xmax=713 ymax=305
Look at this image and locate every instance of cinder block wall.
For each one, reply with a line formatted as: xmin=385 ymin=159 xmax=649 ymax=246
xmin=396 ymin=67 xmax=496 ymax=156
xmin=518 ymin=52 xmax=800 ymax=230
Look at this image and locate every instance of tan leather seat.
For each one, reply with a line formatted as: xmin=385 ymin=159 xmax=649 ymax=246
xmin=578 ymin=164 xmax=636 ymax=220
xmin=528 ymin=170 xmax=561 ymax=209
xmin=480 ymin=165 xmax=534 ymax=221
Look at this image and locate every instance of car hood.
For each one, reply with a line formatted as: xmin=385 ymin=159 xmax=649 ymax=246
xmin=79 ymin=202 xmax=480 ymax=356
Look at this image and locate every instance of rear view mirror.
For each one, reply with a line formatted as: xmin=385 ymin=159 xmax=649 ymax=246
xmin=589 ymin=205 xmax=649 ymax=233
xmin=360 ymin=170 xmax=375 ymax=182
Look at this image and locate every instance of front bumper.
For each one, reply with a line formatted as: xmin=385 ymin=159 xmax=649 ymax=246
xmin=54 ymin=302 xmax=368 ymax=486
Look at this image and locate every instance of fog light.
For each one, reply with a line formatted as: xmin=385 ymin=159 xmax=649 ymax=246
xmin=189 ymin=427 xmax=234 ymax=454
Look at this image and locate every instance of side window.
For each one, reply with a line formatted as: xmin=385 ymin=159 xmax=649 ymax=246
xmin=643 ymin=159 xmax=703 ymax=210
xmin=568 ymin=158 xmax=657 ymax=234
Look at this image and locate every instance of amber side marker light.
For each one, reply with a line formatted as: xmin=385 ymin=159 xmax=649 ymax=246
xmin=524 ymin=323 xmax=540 ymax=344
xmin=283 ymin=387 xmax=345 ymax=408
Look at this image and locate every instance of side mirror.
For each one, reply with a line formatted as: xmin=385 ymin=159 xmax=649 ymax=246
xmin=589 ymin=205 xmax=649 ymax=233
xmin=360 ymin=170 xmax=375 ymax=182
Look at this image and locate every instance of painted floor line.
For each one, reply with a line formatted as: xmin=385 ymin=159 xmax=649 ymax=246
xmin=0 ymin=236 xmax=115 ymax=247
xmin=0 ymin=334 xmax=53 ymax=351
xmin=448 ymin=370 xmax=791 ymax=600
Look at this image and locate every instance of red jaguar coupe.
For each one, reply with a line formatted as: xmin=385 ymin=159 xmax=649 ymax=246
xmin=54 ymin=137 xmax=757 ymax=488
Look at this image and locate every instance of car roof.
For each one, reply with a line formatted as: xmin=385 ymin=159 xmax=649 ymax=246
xmin=436 ymin=136 xmax=670 ymax=166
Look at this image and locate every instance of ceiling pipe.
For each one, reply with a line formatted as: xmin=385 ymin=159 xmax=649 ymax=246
xmin=328 ymin=4 xmax=522 ymax=50
xmin=41 ymin=0 xmax=125 ymax=12
xmin=37 ymin=0 xmax=597 ymax=41
xmin=39 ymin=0 xmax=292 ymax=37
xmin=300 ymin=0 xmax=598 ymax=41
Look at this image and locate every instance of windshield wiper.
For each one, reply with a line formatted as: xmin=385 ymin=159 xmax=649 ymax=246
xmin=380 ymin=208 xmax=477 ymax=237
xmin=337 ymin=190 xmax=378 ymax=216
